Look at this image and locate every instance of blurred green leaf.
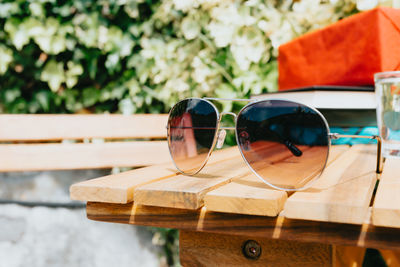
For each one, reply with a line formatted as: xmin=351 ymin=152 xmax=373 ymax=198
xmin=3 ymin=88 xmax=21 ymax=103
xmin=66 ymin=61 xmax=84 ymax=88
xmin=40 ymin=60 xmax=65 ymax=92
xmin=119 ymin=98 xmax=136 ymax=114
xmin=82 ymin=87 xmax=100 ymax=107
xmin=0 ymin=45 xmax=13 ymax=74
xmin=34 ymin=90 xmax=51 ymax=112
xmin=0 ymin=2 xmax=20 ymax=18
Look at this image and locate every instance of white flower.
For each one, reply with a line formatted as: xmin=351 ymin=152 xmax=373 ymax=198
xmin=269 ymin=20 xmax=294 ymax=49
xmin=98 ymin=26 xmax=108 ymax=48
xmin=192 ymin=62 xmax=213 ymax=83
xmin=258 ymin=8 xmax=282 ymax=34
xmin=292 ymin=0 xmax=320 ymax=13
xmin=181 ymin=17 xmax=201 ymax=40
xmin=29 ymin=2 xmax=44 ymax=17
xmin=231 ymin=28 xmax=267 ymax=71
xmin=237 ymin=6 xmax=257 ymax=26
xmin=197 ymin=0 xmax=224 ymax=9
xmin=0 ymin=2 xmax=19 ymax=18
xmin=166 ymin=78 xmax=190 ymax=92
xmin=210 ymin=2 xmax=240 ymax=25
xmin=208 ymin=22 xmax=235 ymax=47
xmin=173 ymin=0 xmax=199 ymax=12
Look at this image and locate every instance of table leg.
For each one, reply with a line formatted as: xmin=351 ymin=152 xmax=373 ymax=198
xmin=179 ymin=230 xmax=365 ymax=267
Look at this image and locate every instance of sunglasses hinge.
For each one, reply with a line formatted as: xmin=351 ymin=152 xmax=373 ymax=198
xmin=328 ymin=133 xmax=340 ymax=140
xmin=219 ymin=112 xmax=237 ymax=119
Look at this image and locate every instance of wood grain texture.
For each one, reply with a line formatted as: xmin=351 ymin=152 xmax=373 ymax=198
xmin=180 ymin=230 xmax=332 ymax=267
xmin=70 ymin=162 xmax=178 ymax=203
xmin=0 ymin=141 xmax=170 ymax=172
xmin=86 ymin=202 xmax=400 ymax=251
xmin=134 ymin=149 xmax=248 ymax=209
xmin=284 ymin=145 xmax=378 ymax=224
xmin=372 ymin=158 xmax=400 ymax=228
xmin=203 ymin=174 xmax=287 ymax=216
xmin=203 ymin=145 xmax=349 ymax=217
xmin=379 ymin=250 xmax=400 ymax=266
xmin=247 ymin=144 xmax=328 ymax=190
xmin=70 ymin=146 xmax=240 ymax=204
xmin=332 ymin=246 xmax=365 ymax=267
xmin=0 ymin=114 xmax=168 ymax=141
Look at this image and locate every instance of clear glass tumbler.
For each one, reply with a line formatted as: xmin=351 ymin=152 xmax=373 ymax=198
xmin=375 ymin=71 xmax=400 ymax=158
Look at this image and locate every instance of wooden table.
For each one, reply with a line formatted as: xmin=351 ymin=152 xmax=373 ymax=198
xmin=70 ymin=144 xmax=400 ymax=266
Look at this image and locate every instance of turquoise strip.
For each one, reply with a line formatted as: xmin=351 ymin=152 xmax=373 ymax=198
xmin=330 ymin=127 xmax=378 ymax=145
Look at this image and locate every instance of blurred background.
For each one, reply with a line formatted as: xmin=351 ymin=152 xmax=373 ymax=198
xmin=0 ymin=0 xmax=394 ymax=266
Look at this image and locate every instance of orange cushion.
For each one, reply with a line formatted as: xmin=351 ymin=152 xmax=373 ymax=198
xmin=278 ymin=7 xmax=400 ymax=91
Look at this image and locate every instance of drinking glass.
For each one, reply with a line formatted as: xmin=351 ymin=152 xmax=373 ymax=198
xmin=375 ymin=71 xmax=400 ymax=158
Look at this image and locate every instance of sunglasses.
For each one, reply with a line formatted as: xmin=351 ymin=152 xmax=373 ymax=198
xmin=167 ymin=98 xmax=383 ymax=191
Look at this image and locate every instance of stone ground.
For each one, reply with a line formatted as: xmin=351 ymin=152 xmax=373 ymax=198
xmin=0 ymin=170 xmax=162 ymax=267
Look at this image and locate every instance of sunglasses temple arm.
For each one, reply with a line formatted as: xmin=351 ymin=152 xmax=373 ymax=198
xmin=329 ymin=133 xmax=383 ymax=174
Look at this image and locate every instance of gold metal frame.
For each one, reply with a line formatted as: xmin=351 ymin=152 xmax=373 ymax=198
xmin=329 ymin=133 xmax=383 ymax=173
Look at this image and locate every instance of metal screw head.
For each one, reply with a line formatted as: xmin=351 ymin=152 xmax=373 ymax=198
xmin=242 ymin=240 xmax=261 ymax=260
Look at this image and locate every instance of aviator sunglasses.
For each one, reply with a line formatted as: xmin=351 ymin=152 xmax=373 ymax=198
xmin=167 ymin=98 xmax=383 ymax=191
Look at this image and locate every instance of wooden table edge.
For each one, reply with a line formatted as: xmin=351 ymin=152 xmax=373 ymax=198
xmin=86 ymin=201 xmax=400 ymax=251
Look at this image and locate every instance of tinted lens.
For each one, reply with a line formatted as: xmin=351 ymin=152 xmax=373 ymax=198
xmin=168 ymin=99 xmax=218 ymax=174
xmin=236 ymin=100 xmax=329 ymax=190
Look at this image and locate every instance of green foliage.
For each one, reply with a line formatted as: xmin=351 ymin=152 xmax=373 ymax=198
xmin=0 ymin=1 xmax=380 ymax=266
xmin=0 ymin=0 xmax=361 ymax=114
xmin=149 ymin=227 xmax=180 ymax=266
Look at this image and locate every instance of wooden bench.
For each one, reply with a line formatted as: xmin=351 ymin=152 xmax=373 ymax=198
xmin=71 ymin=144 xmax=400 ymax=266
xmin=0 ymin=113 xmax=170 ymax=208
xmin=0 ymin=114 xmax=169 ymax=172
xmin=0 ymin=113 xmax=172 ymax=266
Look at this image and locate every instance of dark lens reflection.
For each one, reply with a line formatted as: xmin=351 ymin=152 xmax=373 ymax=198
xmin=237 ymin=100 xmax=329 ymax=190
xmin=168 ymin=99 xmax=218 ymax=174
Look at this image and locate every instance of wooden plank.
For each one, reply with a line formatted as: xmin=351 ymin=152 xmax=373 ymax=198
xmin=203 ymin=145 xmax=349 ymax=217
xmin=180 ymin=230 xmax=332 ymax=266
xmin=85 ymin=202 xmax=400 ymax=251
xmin=0 ymin=141 xmax=170 ymax=172
xmin=379 ymin=250 xmax=400 ymax=266
xmin=245 ymin=143 xmax=327 ymax=190
xmin=333 ymin=246 xmax=366 ymax=267
xmin=284 ymin=145 xmax=378 ymax=224
xmin=0 ymin=114 xmax=168 ymax=141
xmin=70 ymin=162 xmax=177 ymax=203
xmin=134 ymin=148 xmax=248 ymax=209
xmin=204 ymin=174 xmax=287 ymax=217
xmin=372 ymin=158 xmax=400 ymax=228
xmin=70 ymin=146 xmax=241 ymax=203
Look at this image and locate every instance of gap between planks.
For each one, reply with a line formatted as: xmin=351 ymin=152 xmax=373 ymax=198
xmin=203 ymin=145 xmax=349 ymax=217
xmin=372 ymin=158 xmax=400 ymax=228
xmin=133 ymin=148 xmax=247 ymax=209
xmin=72 ymin=144 xmax=378 ymax=223
xmin=284 ymin=145 xmax=379 ymax=225
xmin=134 ymin=145 xmax=348 ymax=211
xmin=70 ymin=146 xmax=241 ymax=204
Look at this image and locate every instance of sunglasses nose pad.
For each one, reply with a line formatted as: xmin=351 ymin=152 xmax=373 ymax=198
xmin=216 ymin=129 xmax=226 ymax=149
xmin=239 ymin=131 xmax=250 ymax=151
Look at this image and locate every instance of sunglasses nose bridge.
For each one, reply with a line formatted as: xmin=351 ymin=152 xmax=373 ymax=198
xmin=219 ymin=112 xmax=237 ymax=120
